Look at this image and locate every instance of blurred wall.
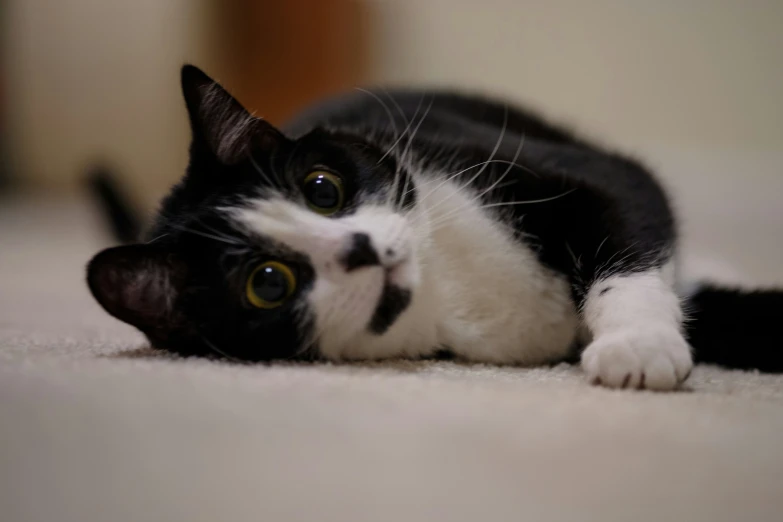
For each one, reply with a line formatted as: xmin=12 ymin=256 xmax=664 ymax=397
xmin=204 ymin=0 xmax=367 ymax=126
xmin=3 ymin=0 xmax=364 ymax=209
xmin=3 ymin=0 xmax=215 ymax=207
xmin=367 ymin=0 xmax=783 ymax=152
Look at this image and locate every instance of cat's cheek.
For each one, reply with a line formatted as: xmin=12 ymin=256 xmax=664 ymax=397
xmin=306 ymin=270 xmax=386 ymax=356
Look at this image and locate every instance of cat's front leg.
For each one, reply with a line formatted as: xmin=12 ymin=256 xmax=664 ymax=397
xmin=580 ymin=266 xmax=693 ymax=390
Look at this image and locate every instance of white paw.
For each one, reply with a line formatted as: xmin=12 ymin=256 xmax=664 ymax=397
xmin=581 ymin=327 xmax=693 ymax=390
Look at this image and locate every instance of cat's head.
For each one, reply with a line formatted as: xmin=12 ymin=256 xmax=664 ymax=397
xmin=87 ymin=65 xmax=428 ymax=361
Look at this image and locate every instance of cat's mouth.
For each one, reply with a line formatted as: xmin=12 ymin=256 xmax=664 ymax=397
xmin=330 ymin=227 xmax=419 ymax=337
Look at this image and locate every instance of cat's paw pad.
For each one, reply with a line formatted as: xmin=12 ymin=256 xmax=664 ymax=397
xmin=581 ymin=328 xmax=693 ymax=391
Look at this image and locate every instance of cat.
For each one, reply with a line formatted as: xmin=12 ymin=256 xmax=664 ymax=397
xmin=87 ymin=65 xmax=783 ymax=390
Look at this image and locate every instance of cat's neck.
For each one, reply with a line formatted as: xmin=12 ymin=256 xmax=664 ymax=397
xmin=413 ymin=173 xmax=579 ymax=364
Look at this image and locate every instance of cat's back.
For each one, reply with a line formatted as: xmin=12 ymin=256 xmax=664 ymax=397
xmin=283 ymin=88 xmax=582 ymax=149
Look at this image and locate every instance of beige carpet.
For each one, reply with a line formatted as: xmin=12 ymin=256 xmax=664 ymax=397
xmin=1 ymin=194 xmax=782 ymax=522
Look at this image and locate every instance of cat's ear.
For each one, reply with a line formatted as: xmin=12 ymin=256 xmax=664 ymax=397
xmin=87 ymin=244 xmax=188 ymax=335
xmin=181 ymin=64 xmax=283 ymax=164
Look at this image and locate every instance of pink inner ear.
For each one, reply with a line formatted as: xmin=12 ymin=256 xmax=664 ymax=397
xmin=197 ymin=82 xmax=259 ymax=164
xmin=120 ymin=265 xmax=175 ymax=319
xmin=181 ymin=65 xmax=286 ymax=168
xmin=87 ymin=245 xmax=185 ymax=331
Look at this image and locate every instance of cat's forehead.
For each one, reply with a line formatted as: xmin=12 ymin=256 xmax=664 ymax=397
xmin=175 ymin=130 xmax=393 ymax=204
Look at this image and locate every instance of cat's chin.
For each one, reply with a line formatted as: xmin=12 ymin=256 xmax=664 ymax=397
xmin=368 ymin=280 xmax=412 ymax=335
xmin=367 ymin=262 xmax=420 ymax=336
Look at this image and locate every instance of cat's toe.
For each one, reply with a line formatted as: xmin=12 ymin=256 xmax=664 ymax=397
xmin=581 ymin=328 xmax=693 ymax=391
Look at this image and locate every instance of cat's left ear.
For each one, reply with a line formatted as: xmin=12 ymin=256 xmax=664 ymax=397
xmin=181 ymin=64 xmax=284 ymax=165
xmin=86 ymin=244 xmax=189 ymax=337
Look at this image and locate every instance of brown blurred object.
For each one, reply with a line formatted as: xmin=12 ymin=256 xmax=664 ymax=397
xmin=206 ymin=0 xmax=368 ymax=125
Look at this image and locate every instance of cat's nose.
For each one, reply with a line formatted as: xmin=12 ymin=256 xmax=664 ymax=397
xmin=339 ymin=233 xmax=380 ymax=272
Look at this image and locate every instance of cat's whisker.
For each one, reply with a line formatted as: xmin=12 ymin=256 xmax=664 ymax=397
xmin=411 ymin=131 xmax=525 ymax=230
xmin=600 ymin=245 xmax=644 ymax=275
xmin=595 ymin=240 xmax=641 ymax=276
xmin=426 ymin=146 xmax=467 ymax=188
xmin=146 ymin=233 xmax=169 ymax=244
xmin=268 ymin=147 xmax=289 ymax=189
xmin=396 ymin=96 xmax=435 ymax=212
xmin=381 ymin=87 xmax=423 ymax=211
xmin=355 ymin=88 xmax=400 ymax=154
xmin=156 ymin=207 xmax=247 ymax=246
xmin=426 ymin=188 xmax=577 ymax=233
xmin=418 ymin=133 xmax=526 ymax=230
xmin=565 ymin=242 xmax=583 ymax=273
xmin=486 ymin=179 xmax=521 ymax=191
xmin=434 ymin=132 xmax=527 ymax=221
xmin=294 ymin=311 xmax=334 ymax=361
xmin=221 ymin=247 xmax=253 ymax=258
xmin=594 ymin=235 xmax=611 ymax=259
xmin=249 ymin=152 xmax=284 ymax=191
xmin=193 ymin=215 xmax=249 ymax=244
xmin=385 ymin=95 xmax=425 ymax=209
xmin=295 ymin=329 xmax=323 ymax=361
xmin=417 ymin=106 xmax=509 ymax=216
xmin=391 ymin=96 xmax=433 ymax=211
xmin=406 ymin=159 xmax=533 ymax=200
xmin=199 ymin=332 xmax=245 ymax=364
xmin=381 ymin=88 xmax=410 ymax=129
xmin=165 ymin=222 xmax=245 ymax=246
xmin=218 ymin=248 xmax=253 ymax=278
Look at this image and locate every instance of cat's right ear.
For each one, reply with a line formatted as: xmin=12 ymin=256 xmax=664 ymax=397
xmin=87 ymin=244 xmax=188 ymax=336
xmin=181 ymin=64 xmax=284 ymax=165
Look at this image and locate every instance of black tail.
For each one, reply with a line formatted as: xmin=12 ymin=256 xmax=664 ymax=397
xmin=685 ymin=286 xmax=783 ymax=372
xmin=84 ymin=165 xmax=143 ymax=243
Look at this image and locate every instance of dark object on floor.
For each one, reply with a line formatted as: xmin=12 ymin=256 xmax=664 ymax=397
xmin=85 ymin=166 xmax=142 ymax=243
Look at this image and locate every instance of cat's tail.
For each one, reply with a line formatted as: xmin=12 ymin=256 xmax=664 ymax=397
xmin=685 ymin=285 xmax=783 ymax=372
xmin=84 ymin=165 xmax=143 ymax=243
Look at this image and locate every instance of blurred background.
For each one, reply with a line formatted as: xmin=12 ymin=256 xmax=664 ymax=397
xmin=2 ymin=0 xmax=782 ymax=283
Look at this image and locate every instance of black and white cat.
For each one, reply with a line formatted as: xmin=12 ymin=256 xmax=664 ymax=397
xmin=87 ymin=65 xmax=783 ymax=390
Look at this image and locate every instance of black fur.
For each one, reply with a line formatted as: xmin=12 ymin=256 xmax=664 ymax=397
xmin=369 ymin=283 xmax=412 ymax=335
xmin=686 ymin=286 xmax=783 ymax=371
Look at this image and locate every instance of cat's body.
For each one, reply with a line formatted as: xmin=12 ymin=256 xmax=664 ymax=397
xmin=283 ymin=90 xmax=676 ymax=366
xmin=87 ymin=66 xmax=783 ymax=390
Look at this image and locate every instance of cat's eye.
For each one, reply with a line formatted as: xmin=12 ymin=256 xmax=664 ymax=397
xmin=303 ymin=170 xmax=344 ymax=215
xmin=246 ymin=261 xmax=296 ymax=309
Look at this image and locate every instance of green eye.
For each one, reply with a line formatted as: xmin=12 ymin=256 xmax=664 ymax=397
xmin=246 ymin=261 xmax=296 ymax=309
xmin=303 ymin=170 xmax=344 ymax=215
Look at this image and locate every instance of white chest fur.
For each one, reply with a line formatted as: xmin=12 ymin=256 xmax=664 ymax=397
xmin=407 ymin=178 xmax=579 ymax=364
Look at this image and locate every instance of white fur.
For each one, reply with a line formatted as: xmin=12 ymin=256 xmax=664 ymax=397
xmin=581 ymin=266 xmax=693 ymax=390
xmin=413 ymin=179 xmax=579 ymax=365
xmin=232 ymin=170 xmax=579 ymax=365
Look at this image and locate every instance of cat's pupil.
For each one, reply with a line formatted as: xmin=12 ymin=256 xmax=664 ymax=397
xmin=252 ymin=267 xmax=288 ymax=302
xmin=304 ymin=176 xmax=339 ymax=209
